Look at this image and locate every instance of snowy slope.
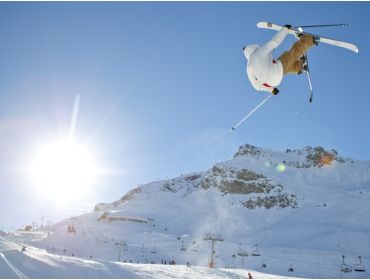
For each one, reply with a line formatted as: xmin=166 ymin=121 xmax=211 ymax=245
xmin=11 ymin=144 xmax=370 ymax=278
xmin=0 ymin=237 xmax=285 ymax=279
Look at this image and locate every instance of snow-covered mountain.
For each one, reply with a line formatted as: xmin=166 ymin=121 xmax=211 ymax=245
xmin=13 ymin=144 xmax=370 ymax=278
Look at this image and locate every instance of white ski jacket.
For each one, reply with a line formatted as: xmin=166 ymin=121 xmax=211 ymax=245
xmin=244 ymin=27 xmax=289 ymax=93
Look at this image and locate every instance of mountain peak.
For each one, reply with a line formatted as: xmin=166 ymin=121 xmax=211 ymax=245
xmin=234 ymin=144 xmax=346 ymax=167
xmin=233 ymin=144 xmax=262 ymax=158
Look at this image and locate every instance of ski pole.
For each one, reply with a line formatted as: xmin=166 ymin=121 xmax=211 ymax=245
xmin=231 ymin=94 xmax=272 ymax=131
xmin=303 ymin=52 xmax=314 ymax=103
xmin=293 ymin=23 xmax=348 ymax=29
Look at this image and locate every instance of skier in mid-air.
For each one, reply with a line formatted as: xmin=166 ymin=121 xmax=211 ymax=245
xmin=243 ymin=25 xmax=318 ymax=95
xmin=232 ymin=22 xmax=357 ymax=130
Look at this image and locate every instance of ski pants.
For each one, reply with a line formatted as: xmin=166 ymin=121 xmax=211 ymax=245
xmin=277 ymin=35 xmax=315 ymax=74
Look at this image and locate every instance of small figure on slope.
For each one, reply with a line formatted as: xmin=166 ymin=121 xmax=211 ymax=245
xmin=243 ymin=25 xmax=317 ymax=95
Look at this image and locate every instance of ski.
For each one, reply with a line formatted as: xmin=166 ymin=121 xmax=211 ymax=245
xmin=257 ymin=22 xmax=359 ymax=53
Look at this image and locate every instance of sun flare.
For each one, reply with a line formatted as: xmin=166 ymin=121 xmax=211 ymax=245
xmin=28 ymin=139 xmax=99 ymax=203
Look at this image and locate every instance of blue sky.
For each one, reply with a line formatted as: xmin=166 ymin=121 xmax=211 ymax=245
xmin=0 ymin=2 xmax=369 ymax=229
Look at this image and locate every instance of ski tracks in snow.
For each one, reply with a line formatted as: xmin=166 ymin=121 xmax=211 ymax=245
xmin=0 ymin=252 xmax=28 ymax=279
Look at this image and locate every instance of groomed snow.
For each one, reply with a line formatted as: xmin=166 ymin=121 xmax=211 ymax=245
xmin=0 ymin=237 xmax=289 ymax=279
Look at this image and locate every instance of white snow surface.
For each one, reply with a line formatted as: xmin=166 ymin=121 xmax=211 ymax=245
xmin=5 ymin=144 xmax=370 ymax=278
xmin=0 ymin=238 xmax=283 ymax=279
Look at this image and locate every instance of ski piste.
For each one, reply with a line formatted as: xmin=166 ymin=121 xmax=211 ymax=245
xmin=257 ymin=22 xmax=359 ymax=53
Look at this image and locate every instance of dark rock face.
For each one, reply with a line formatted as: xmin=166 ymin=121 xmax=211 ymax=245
xmin=199 ymin=165 xmax=298 ymax=209
xmin=233 ymin=144 xmax=262 ymax=158
xmin=243 ymin=193 xmax=298 ymax=209
xmin=201 ymin=167 xmax=271 ymax=194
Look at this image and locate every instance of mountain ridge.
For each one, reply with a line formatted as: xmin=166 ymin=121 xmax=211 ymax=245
xmin=25 ymin=143 xmax=370 ymax=278
xmin=94 ymin=143 xmax=367 ymax=212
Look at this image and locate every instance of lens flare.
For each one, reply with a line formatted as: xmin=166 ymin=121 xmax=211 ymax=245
xmin=276 ymin=163 xmax=286 ymax=172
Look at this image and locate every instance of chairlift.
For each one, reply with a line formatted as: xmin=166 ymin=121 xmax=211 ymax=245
xmin=354 ymin=256 xmax=366 ymax=272
xmin=237 ymin=249 xmax=248 ymax=257
xmin=180 ymin=240 xmax=186 ymax=251
xmin=341 ymin=264 xmax=352 ymax=273
xmin=251 ymin=244 xmax=260 ymax=256
xmin=141 ymin=244 xmax=147 ymax=253
xmin=122 ymin=242 xmax=128 ymax=252
xmin=190 ymin=240 xmax=197 ymax=252
xmin=340 ymin=255 xmax=352 ymax=273
xmin=262 ymin=261 xmax=267 ymax=268
xmin=151 ymin=247 xmax=157 ymax=254
xmin=288 ymin=265 xmax=294 ymax=272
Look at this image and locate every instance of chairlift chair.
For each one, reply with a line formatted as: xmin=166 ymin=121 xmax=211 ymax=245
xmin=141 ymin=244 xmax=147 ymax=253
xmin=180 ymin=240 xmax=186 ymax=251
xmin=340 ymin=255 xmax=352 ymax=273
xmin=341 ymin=264 xmax=353 ymax=273
xmin=354 ymin=256 xmax=366 ymax=272
xmin=354 ymin=264 xmax=366 ymax=272
xmin=251 ymin=244 xmax=260 ymax=256
xmin=122 ymin=243 xmax=128 ymax=252
xmin=261 ymin=261 xmax=267 ymax=268
xmin=237 ymin=249 xmax=248 ymax=257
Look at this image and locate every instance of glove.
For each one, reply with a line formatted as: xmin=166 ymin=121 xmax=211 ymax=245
xmin=284 ymin=24 xmax=292 ymax=29
xmin=272 ymin=88 xmax=279 ymax=95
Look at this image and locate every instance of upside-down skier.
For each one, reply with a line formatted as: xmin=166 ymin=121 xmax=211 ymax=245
xmin=243 ymin=25 xmax=318 ymax=95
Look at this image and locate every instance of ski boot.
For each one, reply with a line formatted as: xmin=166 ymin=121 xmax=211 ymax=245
xmin=297 ymin=56 xmax=308 ymax=75
xmin=312 ymin=36 xmax=320 ymax=46
xmin=299 ymin=64 xmax=309 ymax=74
xmin=296 ymin=33 xmax=319 ymax=46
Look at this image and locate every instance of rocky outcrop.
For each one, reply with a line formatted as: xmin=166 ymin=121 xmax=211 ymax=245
xmin=234 ymin=144 xmax=262 ymax=158
xmin=243 ymin=193 xmax=298 ymax=209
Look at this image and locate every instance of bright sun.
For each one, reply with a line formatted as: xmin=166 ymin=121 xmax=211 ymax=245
xmin=28 ymin=139 xmax=99 ymax=203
